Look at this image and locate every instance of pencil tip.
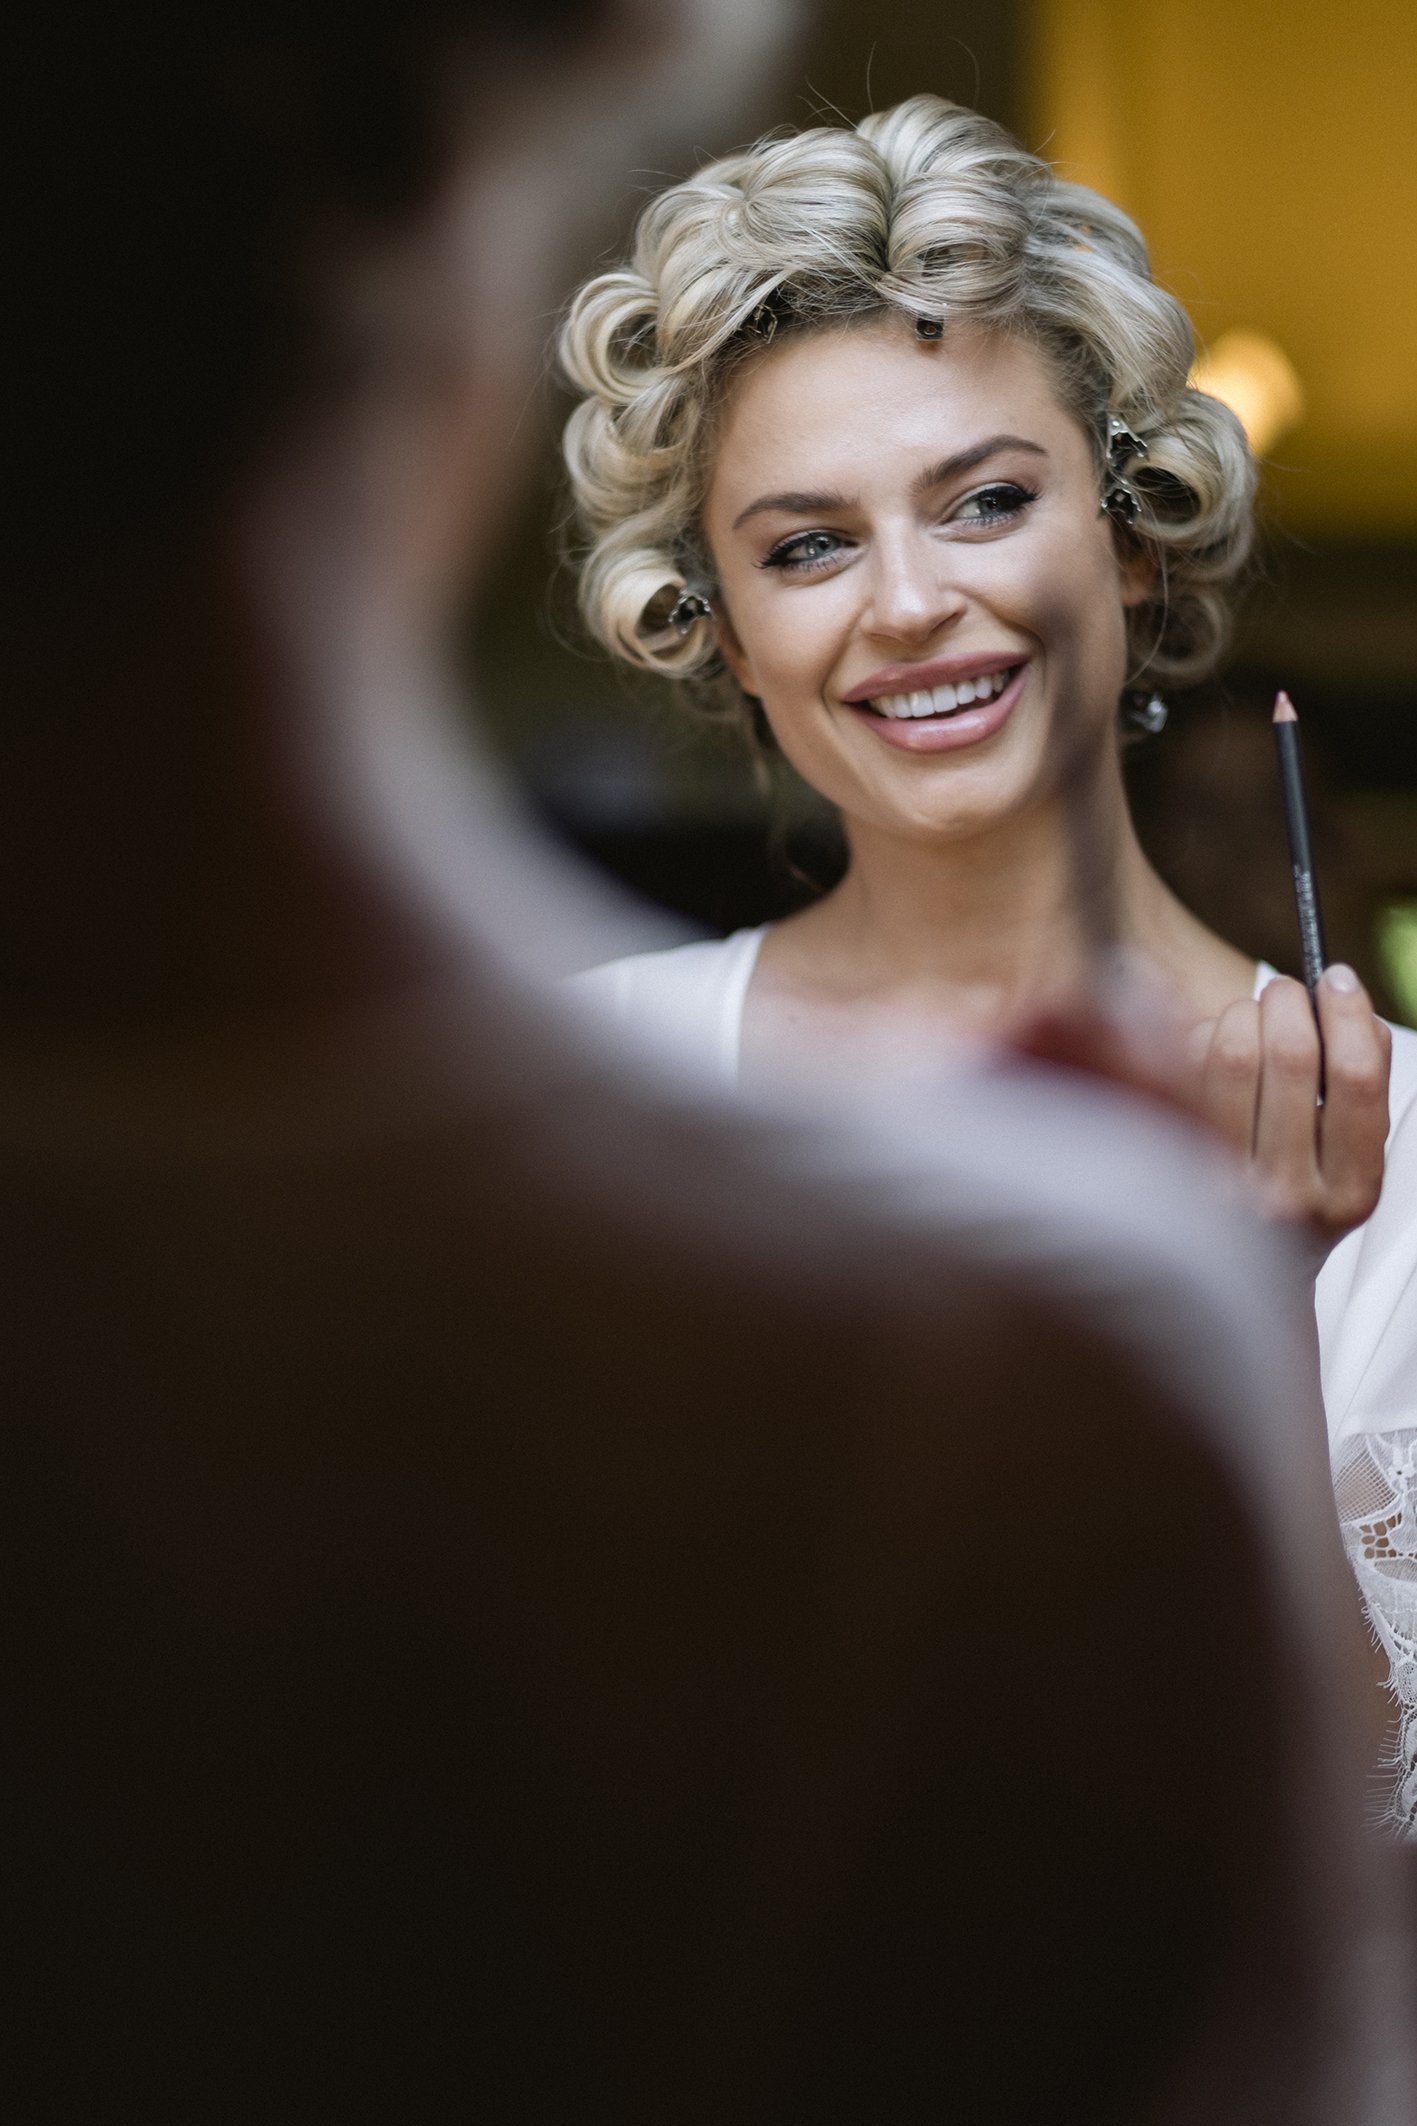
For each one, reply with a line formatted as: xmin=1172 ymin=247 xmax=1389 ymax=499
xmin=1273 ymin=690 xmax=1297 ymax=723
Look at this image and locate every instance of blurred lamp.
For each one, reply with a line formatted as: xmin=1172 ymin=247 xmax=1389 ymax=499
xmin=1189 ymin=329 xmax=1305 ymax=455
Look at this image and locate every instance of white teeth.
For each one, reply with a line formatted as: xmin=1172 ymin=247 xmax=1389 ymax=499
xmin=869 ymin=666 xmax=1014 ymax=719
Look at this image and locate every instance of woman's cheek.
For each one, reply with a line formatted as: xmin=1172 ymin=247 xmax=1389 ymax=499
xmin=749 ymin=601 xmax=835 ymax=708
xmin=1032 ymin=535 xmax=1124 ymax=668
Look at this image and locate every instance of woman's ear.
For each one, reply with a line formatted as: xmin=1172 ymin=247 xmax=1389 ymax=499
xmin=1118 ymin=541 xmax=1158 ymax=609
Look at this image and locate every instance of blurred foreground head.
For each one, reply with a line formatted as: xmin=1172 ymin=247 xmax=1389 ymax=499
xmin=3 ymin=0 xmax=775 ymax=571
xmin=0 ymin=5 xmax=1405 ymax=2121
xmin=0 ymin=0 xmax=785 ymax=1015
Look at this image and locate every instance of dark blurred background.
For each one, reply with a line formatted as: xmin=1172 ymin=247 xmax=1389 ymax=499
xmin=465 ymin=0 xmax=1417 ymax=1020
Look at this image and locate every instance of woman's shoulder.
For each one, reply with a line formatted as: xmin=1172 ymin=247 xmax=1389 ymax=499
xmin=562 ymin=925 xmax=768 ymax=1086
xmin=1374 ymin=1019 xmax=1417 ymax=1212
xmin=1386 ymin=1017 xmax=1417 ymax=1121
xmin=566 ymin=925 xmax=763 ymax=1001
xmin=1315 ymin=1014 xmax=1417 ymax=1447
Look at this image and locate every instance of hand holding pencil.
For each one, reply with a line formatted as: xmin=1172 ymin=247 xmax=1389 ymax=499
xmin=1187 ymin=690 xmax=1391 ymax=1262
xmin=1019 ymin=687 xmax=1392 ymax=1268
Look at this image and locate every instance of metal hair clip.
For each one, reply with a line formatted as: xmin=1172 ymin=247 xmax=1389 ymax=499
xmin=915 ymin=315 xmax=945 ymax=341
xmin=1106 ymin=414 xmax=1149 ymax=473
xmin=1100 ymin=415 xmax=1148 ymax=522
xmin=750 ymin=299 xmax=779 ymax=344
xmin=1100 ymin=481 xmax=1141 ymax=527
xmin=668 ymin=591 xmax=712 ymax=637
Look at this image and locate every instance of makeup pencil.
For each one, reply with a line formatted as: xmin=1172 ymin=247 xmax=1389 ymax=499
xmin=1272 ymin=690 xmax=1327 ymax=1006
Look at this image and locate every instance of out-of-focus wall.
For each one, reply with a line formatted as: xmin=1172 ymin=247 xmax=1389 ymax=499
xmin=1026 ymin=0 xmax=1417 ymax=537
xmin=1022 ymin=1 xmax=1417 ymax=1017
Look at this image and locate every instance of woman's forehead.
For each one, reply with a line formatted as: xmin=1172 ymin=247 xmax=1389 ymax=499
xmin=708 ymin=321 xmax=1073 ymax=505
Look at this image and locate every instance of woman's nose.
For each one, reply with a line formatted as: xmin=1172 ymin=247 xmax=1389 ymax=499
xmin=862 ymin=529 xmax=968 ymax=646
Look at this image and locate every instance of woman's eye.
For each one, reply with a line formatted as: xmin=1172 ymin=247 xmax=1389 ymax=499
xmin=954 ymin=482 xmax=1038 ymax=526
xmin=761 ymin=529 xmax=848 ymax=572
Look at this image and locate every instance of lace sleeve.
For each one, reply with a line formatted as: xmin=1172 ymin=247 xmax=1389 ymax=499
xmin=1333 ymin=1429 xmax=1417 ymax=1836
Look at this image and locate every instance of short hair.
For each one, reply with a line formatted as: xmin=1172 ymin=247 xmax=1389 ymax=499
xmin=560 ymin=96 xmax=1255 ymax=736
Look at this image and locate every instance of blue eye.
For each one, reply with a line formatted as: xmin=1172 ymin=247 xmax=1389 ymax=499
xmin=955 ymin=482 xmax=1037 ymax=525
xmin=761 ymin=529 xmax=847 ymax=571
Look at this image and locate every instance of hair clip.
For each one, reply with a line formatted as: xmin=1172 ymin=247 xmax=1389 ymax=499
xmin=1106 ymin=415 xmax=1149 ymax=474
xmin=668 ymin=591 xmax=712 ymax=637
xmin=1100 ymin=480 xmax=1140 ymax=527
xmin=750 ymin=299 xmax=778 ymax=344
xmin=915 ymin=315 xmax=945 ymax=341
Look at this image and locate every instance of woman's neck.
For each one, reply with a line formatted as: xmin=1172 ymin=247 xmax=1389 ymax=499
xmin=763 ymin=748 xmax=1254 ymax=1032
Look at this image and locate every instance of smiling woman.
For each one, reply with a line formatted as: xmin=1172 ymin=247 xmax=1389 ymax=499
xmin=701 ymin=325 xmax=1153 ymax=847
xmin=563 ymin=99 xmax=1249 ymax=708
xmin=560 ymin=97 xmax=1417 ymax=1833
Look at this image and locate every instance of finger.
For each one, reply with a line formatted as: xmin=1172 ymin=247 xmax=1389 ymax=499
xmin=1252 ymin=976 xmax=1322 ymax=1211
xmin=1314 ymin=964 xmax=1391 ymax=1228
xmin=1198 ymin=999 xmax=1262 ymax=1154
xmin=1181 ymin=1017 xmax=1216 ymax=1112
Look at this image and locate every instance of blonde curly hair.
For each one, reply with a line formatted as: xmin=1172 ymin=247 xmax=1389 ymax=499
xmin=559 ymin=95 xmax=1254 ymax=736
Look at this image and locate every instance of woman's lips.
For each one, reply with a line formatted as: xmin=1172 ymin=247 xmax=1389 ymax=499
xmin=847 ymin=661 xmax=1028 ymax=753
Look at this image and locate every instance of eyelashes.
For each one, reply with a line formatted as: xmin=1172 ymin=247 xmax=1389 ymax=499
xmin=955 ymin=480 xmax=1039 ymax=525
xmin=758 ymin=481 xmax=1040 ymax=574
xmin=760 ymin=528 xmax=847 ymax=573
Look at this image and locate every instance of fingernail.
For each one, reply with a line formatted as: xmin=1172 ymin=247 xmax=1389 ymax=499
xmin=1321 ymin=963 xmax=1360 ymax=993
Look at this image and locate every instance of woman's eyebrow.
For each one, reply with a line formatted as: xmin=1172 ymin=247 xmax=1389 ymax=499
xmin=731 ymin=488 xmax=853 ymax=531
xmin=729 ymin=435 xmax=1049 ymax=530
xmin=914 ymin=436 xmax=1048 ymax=490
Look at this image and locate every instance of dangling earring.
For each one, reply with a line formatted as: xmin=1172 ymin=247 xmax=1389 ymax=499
xmin=1123 ymin=692 xmax=1168 ymax=735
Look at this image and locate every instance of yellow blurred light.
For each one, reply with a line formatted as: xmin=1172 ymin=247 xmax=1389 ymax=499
xmin=1189 ymin=329 xmax=1305 ymax=456
xmin=1378 ymin=901 xmax=1417 ymax=1030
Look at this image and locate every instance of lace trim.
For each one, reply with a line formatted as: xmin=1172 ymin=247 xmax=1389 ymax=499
xmin=1333 ymin=1427 xmax=1417 ymax=1837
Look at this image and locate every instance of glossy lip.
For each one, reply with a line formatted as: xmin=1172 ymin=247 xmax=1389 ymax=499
xmin=847 ymin=659 xmax=1028 ymax=754
xmin=840 ymin=648 xmax=1030 ymax=705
